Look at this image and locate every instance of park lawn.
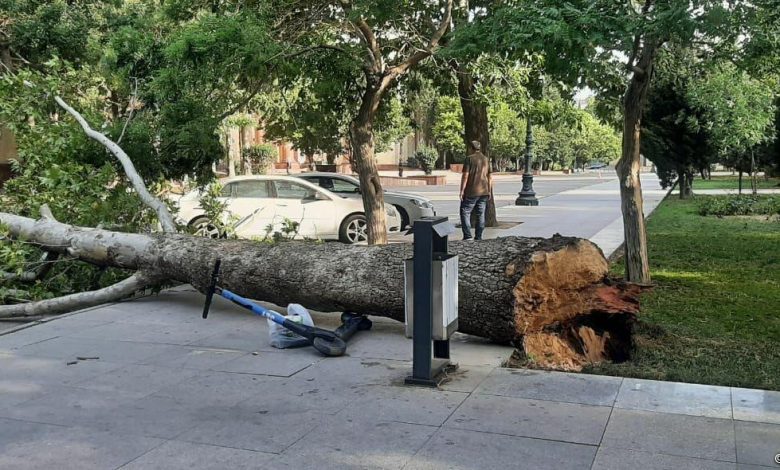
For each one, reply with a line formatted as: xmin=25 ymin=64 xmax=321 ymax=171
xmin=692 ymin=175 xmax=780 ymax=190
xmin=588 ymin=196 xmax=780 ymax=390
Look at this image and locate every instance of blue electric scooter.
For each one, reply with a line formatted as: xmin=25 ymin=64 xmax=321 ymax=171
xmin=201 ymin=259 xmax=371 ymax=357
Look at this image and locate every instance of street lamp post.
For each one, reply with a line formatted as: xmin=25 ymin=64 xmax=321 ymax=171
xmin=515 ymin=117 xmax=539 ymax=206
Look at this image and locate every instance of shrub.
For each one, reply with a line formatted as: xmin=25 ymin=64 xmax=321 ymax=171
xmin=243 ymin=144 xmax=277 ymax=174
xmin=413 ymin=146 xmax=438 ymax=175
xmin=697 ymin=195 xmax=780 ymax=217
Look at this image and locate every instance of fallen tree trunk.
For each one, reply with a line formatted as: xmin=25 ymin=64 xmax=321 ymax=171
xmin=0 ymin=212 xmax=640 ymax=370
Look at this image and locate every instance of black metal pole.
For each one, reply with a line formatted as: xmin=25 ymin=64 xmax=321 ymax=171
xmin=516 ymin=117 xmax=539 ymax=206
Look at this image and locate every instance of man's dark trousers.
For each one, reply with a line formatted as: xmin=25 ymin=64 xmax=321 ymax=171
xmin=460 ymin=195 xmax=489 ymax=240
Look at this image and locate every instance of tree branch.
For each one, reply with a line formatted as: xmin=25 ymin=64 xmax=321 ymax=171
xmin=54 ymin=96 xmax=177 ymax=233
xmin=0 ymin=250 xmax=59 ymax=283
xmin=116 ymin=78 xmax=138 ymax=145
xmin=387 ymin=0 xmax=453 ymax=79
xmin=0 ymin=271 xmax=158 ymax=318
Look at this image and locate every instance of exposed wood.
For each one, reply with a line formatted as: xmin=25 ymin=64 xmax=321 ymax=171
xmin=0 ymin=211 xmax=640 ymax=369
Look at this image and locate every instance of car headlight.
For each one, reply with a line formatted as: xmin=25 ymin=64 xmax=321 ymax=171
xmin=410 ymin=199 xmax=433 ymax=209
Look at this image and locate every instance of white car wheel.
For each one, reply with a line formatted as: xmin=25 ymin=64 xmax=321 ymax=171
xmin=340 ymin=214 xmax=368 ymax=244
xmin=191 ymin=218 xmax=222 ymax=239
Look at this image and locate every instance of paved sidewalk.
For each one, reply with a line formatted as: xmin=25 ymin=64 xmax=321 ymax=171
xmin=490 ymin=174 xmax=667 ymax=258
xmin=2 ymin=287 xmax=780 ymax=469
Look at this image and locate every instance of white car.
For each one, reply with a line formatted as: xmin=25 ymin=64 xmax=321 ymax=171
xmin=177 ymin=175 xmax=402 ymax=244
xmin=296 ymin=173 xmax=435 ymax=228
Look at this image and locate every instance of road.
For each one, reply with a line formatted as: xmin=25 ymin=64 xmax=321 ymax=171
xmin=389 ymin=173 xmax=618 ymax=220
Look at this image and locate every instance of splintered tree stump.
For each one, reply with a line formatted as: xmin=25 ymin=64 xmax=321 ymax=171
xmin=0 ymin=212 xmax=641 ymax=370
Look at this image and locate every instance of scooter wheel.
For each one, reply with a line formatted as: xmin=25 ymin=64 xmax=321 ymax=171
xmin=313 ymin=336 xmax=347 ymax=357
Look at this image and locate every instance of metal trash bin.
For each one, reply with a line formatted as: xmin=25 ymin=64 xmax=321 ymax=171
xmin=404 ymin=255 xmax=458 ymax=340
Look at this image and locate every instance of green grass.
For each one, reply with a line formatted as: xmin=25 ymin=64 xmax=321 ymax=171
xmin=692 ymin=175 xmax=780 ymax=190
xmin=588 ymin=196 xmax=780 ymax=390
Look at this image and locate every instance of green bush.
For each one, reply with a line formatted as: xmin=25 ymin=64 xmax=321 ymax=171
xmin=696 ymin=195 xmax=780 ymax=217
xmin=243 ymin=144 xmax=277 ymax=174
xmin=413 ymin=146 xmax=438 ymax=175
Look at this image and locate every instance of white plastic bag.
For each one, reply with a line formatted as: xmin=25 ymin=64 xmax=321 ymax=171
xmin=267 ymin=304 xmax=314 ymax=349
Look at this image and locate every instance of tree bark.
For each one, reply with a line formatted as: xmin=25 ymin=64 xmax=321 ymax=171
xmin=227 ymin=131 xmax=237 ymax=177
xmin=750 ymin=151 xmax=757 ymax=195
xmin=457 ymin=68 xmax=499 ymax=227
xmin=738 ymin=170 xmax=743 ymax=194
xmin=349 ymin=80 xmax=388 ymax=245
xmin=0 ymin=211 xmax=640 ymax=370
xmin=0 ymin=272 xmax=157 ymax=318
xmin=616 ymin=41 xmax=657 ymax=284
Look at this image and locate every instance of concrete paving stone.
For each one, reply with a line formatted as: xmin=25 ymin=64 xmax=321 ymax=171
xmin=615 ymin=378 xmax=733 ymax=419
xmin=118 ymin=440 xmax=276 ymax=470
xmin=732 ymin=387 xmax=780 ymax=425
xmin=475 ymin=368 xmax=622 ymax=406
xmin=178 ymin=410 xmax=327 ymax=454
xmin=0 ymin=327 xmax=63 ymax=353
xmin=139 ymin=345 xmax=247 ymax=370
xmin=211 ymin=349 xmax=321 ymax=377
xmin=65 ymin=321 xmax=216 ymax=345
xmin=291 ymin=356 xmax=411 ymax=387
xmin=97 ymin=394 xmax=237 ymax=439
xmin=152 ymin=370 xmax=291 ymax=408
xmin=0 ymin=384 xmax=140 ymax=429
xmin=405 ymin=427 xmax=597 ymax=470
xmin=601 ymin=409 xmax=736 ymax=462
xmin=14 ymin=316 xmax=113 ymax=337
xmin=339 ymin=322 xmax=412 ymax=361
xmin=592 ymin=446 xmax=736 ymax=470
xmin=0 ymin=376 xmax=71 ymax=410
xmin=335 ymin=385 xmax=468 ymax=427
xmin=444 ymin=393 xmax=611 ymax=445
xmin=0 ymin=418 xmax=163 ymax=470
xmin=73 ymin=363 xmax=201 ymax=398
xmin=446 ymin=333 xmax=513 ymax=367
xmin=272 ymin=418 xmax=437 ymax=469
xmin=231 ymin=358 xmax=411 ymax=416
xmin=737 ymin=465 xmax=778 ymax=469
xmin=437 ymin=365 xmax=493 ymax=393
xmin=14 ymin=336 xmax=184 ymax=364
xmin=734 ymin=420 xmax=780 ymax=467
xmin=187 ymin=325 xmax=278 ymax=352
xmin=0 ymin=354 xmax=123 ymax=384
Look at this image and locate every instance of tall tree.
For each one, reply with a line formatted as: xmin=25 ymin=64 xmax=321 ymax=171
xmin=451 ymin=0 xmax=738 ymax=283
xmin=275 ymin=0 xmax=453 ymax=245
xmin=642 ymin=47 xmax=714 ymax=197
xmin=687 ymin=62 xmax=775 ymax=192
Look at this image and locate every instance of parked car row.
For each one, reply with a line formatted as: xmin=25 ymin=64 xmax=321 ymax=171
xmin=177 ymin=174 xmax=435 ymax=244
xmin=296 ymin=173 xmax=435 ymax=228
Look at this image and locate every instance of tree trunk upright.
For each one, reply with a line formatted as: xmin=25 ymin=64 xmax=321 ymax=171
xmin=457 ymin=68 xmax=499 ymax=227
xmin=225 ymin=131 xmax=237 ymax=177
xmin=750 ymin=151 xmax=757 ymax=195
xmin=738 ymin=170 xmax=743 ymax=194
xmin=616 ymin=41 xmax=657 ymax=284
xmin=349 ymin=81 xmax=388 ymax=245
